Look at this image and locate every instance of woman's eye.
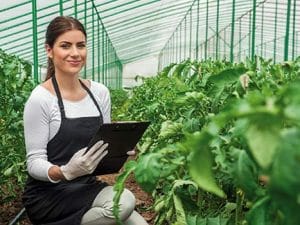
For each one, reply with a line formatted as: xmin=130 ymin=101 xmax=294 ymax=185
xmin=77 ymin=44 xmax=86 ymax=49
xmin=60 ymin=44 xmax=70 ymax=49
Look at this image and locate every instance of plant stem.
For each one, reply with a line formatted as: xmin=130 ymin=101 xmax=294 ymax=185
xmin=235 ymin=189 xmax=244 ymax=225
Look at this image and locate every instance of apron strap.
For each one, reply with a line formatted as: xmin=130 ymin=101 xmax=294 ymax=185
xmin=51 ymin=76 xmax=104 ymax=123
xmin=79 ymin=79 xmax=104 ymax=124
xmin=51 ymin=75 xmax=66 ymax=118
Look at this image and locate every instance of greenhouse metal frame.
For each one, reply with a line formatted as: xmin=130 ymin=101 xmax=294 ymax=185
xmin=1 ymin=1 xmax=300 ymax=224
xmin=0 ymin=0 xmax=299 ymax=86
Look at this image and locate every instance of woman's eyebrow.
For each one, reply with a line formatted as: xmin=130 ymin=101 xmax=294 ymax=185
xmin=58 ymin=41 xmax=86 ymax=44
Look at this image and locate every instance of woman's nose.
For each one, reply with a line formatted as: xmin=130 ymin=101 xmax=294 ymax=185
xmin=70 ymin=46 xmax=80 ymax=56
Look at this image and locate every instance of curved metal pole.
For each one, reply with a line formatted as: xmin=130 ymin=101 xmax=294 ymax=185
xmin=8 ymin=208 xmax=26 ymax=225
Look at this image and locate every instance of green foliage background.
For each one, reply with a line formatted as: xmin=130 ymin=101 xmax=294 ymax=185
xmin=1 ymin=47 xmax=300 ymax=225
xmin=0 ymin=49 xmax=37 ymax=203
xmin=113 ymin=57 xmax=300 ymax=225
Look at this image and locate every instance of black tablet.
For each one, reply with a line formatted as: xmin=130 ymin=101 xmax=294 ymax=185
xmin=86 ymin=121 xmax=150 ymax=175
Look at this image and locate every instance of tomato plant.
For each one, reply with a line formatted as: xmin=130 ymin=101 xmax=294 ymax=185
xmin=113 ymin=57 xmax=300 ymax=225
xmin=0 ymin=49 xmax=36 ymax=203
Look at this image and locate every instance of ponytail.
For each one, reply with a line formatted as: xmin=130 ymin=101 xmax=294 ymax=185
xmin=45 ymin=58 xmax=55 ymax=81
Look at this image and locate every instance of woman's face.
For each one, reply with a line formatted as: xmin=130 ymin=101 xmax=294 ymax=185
xmin=46 ymin=29 xmax=87 ymax=76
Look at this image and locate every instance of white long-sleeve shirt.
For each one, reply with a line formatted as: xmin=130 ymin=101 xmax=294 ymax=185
xmin=23 ymin=80 xmax=111 ymax=182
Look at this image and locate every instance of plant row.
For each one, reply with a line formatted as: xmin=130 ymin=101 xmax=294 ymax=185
xmin=113 ymin=57 xmax=300 ymax=225
xmin=0 ymin=49 xmax=36 ymax=203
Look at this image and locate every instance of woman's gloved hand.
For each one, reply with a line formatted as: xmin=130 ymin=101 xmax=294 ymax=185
xmin=60 ymin=140 xmax=108 ymax=180
xmin=126 ymin=146 xmax=137 ymax=156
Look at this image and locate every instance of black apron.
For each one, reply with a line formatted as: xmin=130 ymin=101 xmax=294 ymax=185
xmin=22 ymin=76 xmax=108 ymax=225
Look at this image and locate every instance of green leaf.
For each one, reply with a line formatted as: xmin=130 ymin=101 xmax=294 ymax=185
xmin=231 ymin=148 xmax=263 ymax=200
xmin=173 ymin=193 xmax=187 ymax=225
xmin=207 ymin=217 xmax=229 ymax=225
xmin=134 ymin=153 xmax=162 ymax=193
xmin=245 ymin=115 xmax=281 ymax=169
xmin=183 ymin=118 xmax=202 ymax=133
xmin=159 ymin=120 xmax=183 ymax=139
xmin=186 ymin=214 xmax=197 ymax=225
xmin=269 ymin=128 xmax=300 ymax=222
xmin=186 ymin=215 xmax=229 ymax=225
xmin=246 ymin=196 xmax=272 ymax=225
xmin=207 ymin=67 xmax=247 ymax=97
xmin=160 ymin=63 xmax=177 ymax=77
xmin=172 ymin=179 xmax=198 ymax=191
xmin=173 ymin=61 xmax=189 ymax=78
xmin=4 ymin=166 xmax=13 ymax=176
xmin=187 ymin=132 xmax=225 ymax=198
xmin=284 ymin=104 xmax=300 ymax=121
xmin=280 ymin=80 xmax=300 ymax=122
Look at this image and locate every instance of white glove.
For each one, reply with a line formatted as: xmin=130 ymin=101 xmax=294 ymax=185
xmin=60 ymin=140 xmax=108 ymax=180
xmin=127 ymin=146 xmax=137 ymax=156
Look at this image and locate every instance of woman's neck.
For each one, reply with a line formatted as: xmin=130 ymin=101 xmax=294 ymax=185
xmin=53 ymin=72 xmax=88 ymax=102
xmin=54 ymin=72 xmax=81 ymax=92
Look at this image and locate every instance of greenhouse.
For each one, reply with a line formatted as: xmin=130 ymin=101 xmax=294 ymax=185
xmin=0 ymin=0 xmax=299 ymax=225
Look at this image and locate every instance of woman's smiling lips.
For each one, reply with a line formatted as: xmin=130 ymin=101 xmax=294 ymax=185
xmin=67 ymin=60 xmax=81 ymax=66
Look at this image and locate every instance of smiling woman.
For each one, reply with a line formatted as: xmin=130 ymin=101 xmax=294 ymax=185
xmin=46 ymin=30 xmax=87 ymax=75
xmin=43 ymin=28 xmax=89 ymax=102
xmin=22 ymin=16 xmax=148 ymax=225
xmin=45 ymin=29 xmax=87 ymax=78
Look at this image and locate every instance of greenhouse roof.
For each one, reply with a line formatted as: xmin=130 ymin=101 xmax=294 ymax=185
xmin=0 ymin=0 xmax=299 ymax=70
xmin=0 ymin=0 xmax=195 ymax=66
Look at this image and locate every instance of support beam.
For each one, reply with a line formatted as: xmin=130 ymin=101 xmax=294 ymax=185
xmin=59 ymin=0 xmax=63 ymax=16
xmin=74 ymin=0 xmax=78 ymax=18
xmin=32 ymin=0 xmax=38 ymax=81
xmin=284 ymin=0 xmax=292 ymax=61
xmin=251 ymin=0 xmax=257 ymax=61
xmin=195 ymin=0 xmax=200 ymax=60
xmin=274 ymin=0 xmax=278 ymax=63
xmin=292 ymin=0 xmax=297 ymax=60
xmin=260 ymin=4 xmax=264 ymax=57
xmin=92 ymin=7 xmax=95 ymax=80
xmin=230 ymin=0 xmax=236 ymax=62
xmin=189 ymin=9 xmax=192 ymax=59
xmin=205 ymin=0 xmax=209 ymax=60
xmin=216 ymin=0 xmax=220 ymax=60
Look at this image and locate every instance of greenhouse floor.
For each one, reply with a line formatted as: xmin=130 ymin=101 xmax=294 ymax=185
xmin=1 ymin=172 xmax=155 ymax=225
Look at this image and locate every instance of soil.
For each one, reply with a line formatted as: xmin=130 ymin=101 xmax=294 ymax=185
xmin=1 ymin=174 xmax=155 ymax=225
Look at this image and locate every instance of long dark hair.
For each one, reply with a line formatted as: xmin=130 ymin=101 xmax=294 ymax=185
xmin=45 ymin=16 xmax=87 ymax=80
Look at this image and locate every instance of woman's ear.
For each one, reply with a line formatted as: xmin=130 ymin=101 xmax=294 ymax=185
xmin=45 ymin=44 xmax=53 ymax=58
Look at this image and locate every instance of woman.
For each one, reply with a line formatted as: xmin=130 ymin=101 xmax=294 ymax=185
xmin=22 ymin=16 xmax=148 ymax=225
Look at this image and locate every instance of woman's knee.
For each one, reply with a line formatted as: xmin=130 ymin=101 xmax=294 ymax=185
xmin=118 ymin=188 xmax=136 ymax=220
xmin=92 ymin=186 xmax=136 ymax=221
